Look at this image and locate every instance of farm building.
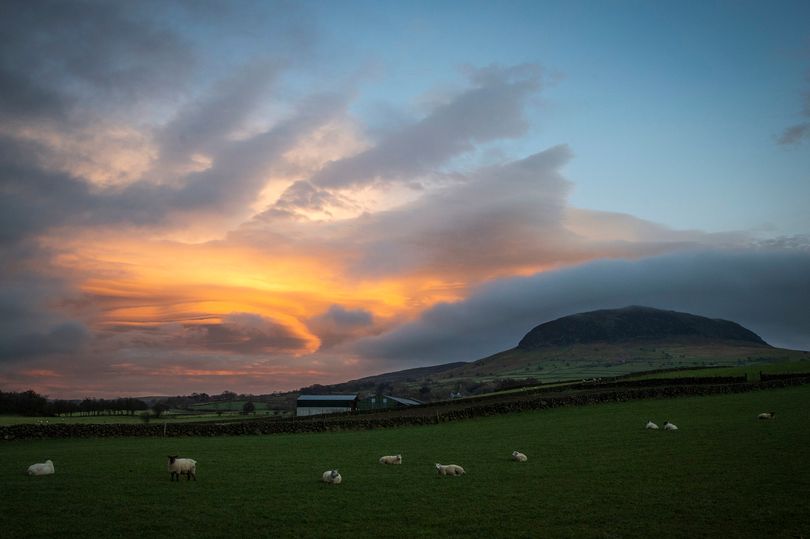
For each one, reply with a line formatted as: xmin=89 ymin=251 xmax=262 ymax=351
xmin=358 ymin=395 xmax=423 ymax=411
xmin=296 ymin=394 xmax=359 ymax=416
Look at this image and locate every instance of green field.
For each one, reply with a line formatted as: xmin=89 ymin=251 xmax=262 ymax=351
xmin=0 ymin=410 xmax=284 ymax=427
xmin=631 ymin=359 xmax=810 ymax=382
xmin=2 ymin=386 xmax=809 ymax=538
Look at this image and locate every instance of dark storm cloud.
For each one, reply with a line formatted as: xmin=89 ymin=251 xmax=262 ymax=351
xmin=354 ymin=250 xmax=810 ymax=363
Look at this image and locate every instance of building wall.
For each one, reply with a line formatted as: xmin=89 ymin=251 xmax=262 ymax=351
xmin=296 ymin=406 xmax=353 ymax=417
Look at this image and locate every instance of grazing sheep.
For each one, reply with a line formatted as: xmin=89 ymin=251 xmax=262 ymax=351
xmin=27 ymin=460 xmax=54 ymax=476
xmin=379 ymin=454 xmax=402 ymax=465
xmin=435 ymin=463 xmax=465 ymax=476
xmin=322 ymin=469 xmax=342 ymax=484
xmin=511 ymin=451 xmax=528 ymax=462
xmin=663 ymin=421 xmax=678 ymax=431
xmin=645 ymin=420 xmax=659 ymax=430
xmin=167 ymin=455 xmax=197 ymax=481
xmin=757 ymin=412 xmax=775 ymax=420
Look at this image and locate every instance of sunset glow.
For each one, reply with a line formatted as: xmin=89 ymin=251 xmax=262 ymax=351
xmin=1 ymin=1 xmax=808 ymax=398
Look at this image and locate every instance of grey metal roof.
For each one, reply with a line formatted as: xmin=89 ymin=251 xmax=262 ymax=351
xmin=297 ymin=394 xmax=357 ymax=401
xmin=385 ymin=395 xmax=423 ymax=406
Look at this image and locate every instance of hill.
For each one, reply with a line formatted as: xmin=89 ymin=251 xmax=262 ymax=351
xmin=287 ymin=306 xmax=807 ymax=402
xmin=517 ymin=306 xmax=768 ymax=348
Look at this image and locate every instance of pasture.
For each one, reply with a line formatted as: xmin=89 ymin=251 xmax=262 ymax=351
xmin=2 ymin=385 xmax=809 ymax=538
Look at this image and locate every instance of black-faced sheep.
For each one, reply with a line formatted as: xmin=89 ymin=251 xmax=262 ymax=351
xmin=167 ymin=455 xmax=197 ymax=481
xmin=663 ymin=421 xmax=678 ymax=431
xmin=322 ymin=469 xmax=342 ymax=484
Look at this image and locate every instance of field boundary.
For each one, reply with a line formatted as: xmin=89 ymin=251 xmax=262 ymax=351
xmin=2 ymin=377 xmax=808 ymax=441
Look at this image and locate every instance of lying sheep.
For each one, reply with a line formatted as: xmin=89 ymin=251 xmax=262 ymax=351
xmin=27 ymin=459 xmax=54 ymax=476
xmin=435 ymin=463 xmax=465 ymax=476
xmin=379 ymin=454 xmax=402 ymax=465
xmin=511 ymin=451 xmax=527 ymax=462
xmin=645 ymin=420 xmax=659 ymax=430
xmin=757 ymin=412 xmax=775 ymax=420
xmin=322 ymin=469 xmax=342 ymax=484
xmin=663 ymin=421 xmax=678 ymax=431
xmin=167 ymin=455 xmax=197 ymax=481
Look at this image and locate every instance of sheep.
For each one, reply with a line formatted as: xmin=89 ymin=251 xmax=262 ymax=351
xmin=757 ymin=412 xmax=775 ymax=420
xmin=379 ymin=454 xmax=402 ymax=465
xmin=27 ymin=459 xmax=54 ymax=476
xmin=645 ymin=420 xmax=659 ymax=430
xmin=663 ymin=421 xmax=678 ymax=431
xmin=435 ymin=463 xmax=465 ymax=476
xmin=511 ymin=451 xmax=527 ymax=462
xmin=322 ymin=469 xmax=342 ymax=484
xmin=167 ymin=455 xmax=197 ymax=481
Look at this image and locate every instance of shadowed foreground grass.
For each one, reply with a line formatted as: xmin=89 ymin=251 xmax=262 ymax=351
xmin=1 ymin=385 xmax=808 ymax=538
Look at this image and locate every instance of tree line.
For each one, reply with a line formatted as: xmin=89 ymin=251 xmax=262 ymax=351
xmin=0 ymin=389 xmax=149 ymax=417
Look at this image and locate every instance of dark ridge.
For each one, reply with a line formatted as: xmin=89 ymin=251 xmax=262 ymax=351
xmin=517 ymin=306 xmax=769 ymax=349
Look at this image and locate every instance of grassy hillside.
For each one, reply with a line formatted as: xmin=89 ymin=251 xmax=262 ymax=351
xmin=440 ymin=341 xmax=809 ymax=383
xmin=2 ymin=385 xmax=808 ymax=538
xmin=629 ymin=358 xmax=810 ymax=382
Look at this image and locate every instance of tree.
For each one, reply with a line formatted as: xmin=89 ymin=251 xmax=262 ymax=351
xmin=242 ymin=401 xmax=255 ymax=415
xmin=152 ymin=402 xmax=169 ymax=418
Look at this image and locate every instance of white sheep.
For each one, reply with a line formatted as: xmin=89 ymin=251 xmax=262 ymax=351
xmin=167 ymin=455 xmax=197 ymax=481
xmin=757 ymin=412 xmax=775 ymax=420
xmin=27 ymin=459 xmax=54 ymax=476
xmin=511 ymin=451 xmax=527 ymax=462
xmin=645 ymin=420 xmax=659 ymax=430
xmin=322 ymin=469 xmax=342 ymax=484
xmin=663 ymin=421 xmax=678 ymax=431
xmin=379 ymin=454 xmax=402 ymax=465
xmin=435 ymin=463 xmax=465 ymax=476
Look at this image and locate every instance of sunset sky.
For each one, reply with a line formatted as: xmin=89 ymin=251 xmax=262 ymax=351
xmin=2 ymin=0 xmax=809 ymax=398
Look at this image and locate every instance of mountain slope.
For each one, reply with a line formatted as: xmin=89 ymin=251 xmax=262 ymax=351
xmin=517 ymin=306 xmax=768 ymax=349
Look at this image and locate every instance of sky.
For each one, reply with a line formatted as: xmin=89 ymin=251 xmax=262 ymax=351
xmin=1 ymin=0 xmax=809 ymax=398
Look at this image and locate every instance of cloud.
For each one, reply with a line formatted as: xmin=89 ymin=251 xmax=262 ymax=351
xmin=272 ymin=64 xmax=542 ymax=214
xmin=307 ymin=305 xmax=376 ymax=350
xmin=0 ymin=0 xmax=193 ymax=123
xmin=354 ymin=250 xmax=810 ymax=364
xmin=181 ymin=313 xmax=312 ymax=355
xmin=778 ymin=122 xmax=810 ymax=145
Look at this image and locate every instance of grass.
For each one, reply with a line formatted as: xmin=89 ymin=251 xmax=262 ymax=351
xmin=630 ymin=359 xmax=810 ymax=382
xmin=2 ymin=385 xmax=809 ymax=538
xmin=0 ymin=409 xmax=288 ymax=427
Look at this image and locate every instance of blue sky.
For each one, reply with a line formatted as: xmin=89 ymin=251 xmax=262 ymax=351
xmin=0 ymin=0 xmax=808 ymax=397
xmin=308 ymin=0 xmax=810 ymax=233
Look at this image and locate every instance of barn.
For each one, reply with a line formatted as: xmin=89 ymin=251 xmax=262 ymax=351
xmin=295 ymin=394 xmax=359 ymax=417
xmin=358 ymin=395 xmax=423 ymax=411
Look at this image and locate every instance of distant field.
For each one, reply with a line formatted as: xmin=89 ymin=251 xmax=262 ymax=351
xmin=188 ymin=400 xmax=275 ymax=412
xmin=0 ymin=409 xmax=284 ymax=427
xmin=630 ymin=359 xmax=810 ymax=381
xmin=1 ymin=385 xmax=808 ymax=538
